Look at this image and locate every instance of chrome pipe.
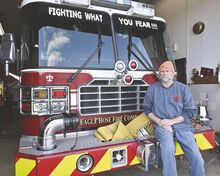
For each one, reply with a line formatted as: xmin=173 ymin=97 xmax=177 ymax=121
xmin=38 ymin=115 xmax=64 ymax=151
xmin=37 ymin=113 xmax=79 ymax=151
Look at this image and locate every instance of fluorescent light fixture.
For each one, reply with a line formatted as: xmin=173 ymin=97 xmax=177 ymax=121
xmin=0 ymin=22 xmax=4 ymax=36
xmin=130 ymin=1 xmax=155 ymax=17
xmin=62 ymin=0 xmax=90 ymax=6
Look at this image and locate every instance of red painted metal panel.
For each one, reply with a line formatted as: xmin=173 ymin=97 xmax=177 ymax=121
xmin=17 ymin=140 xmax=139 ymax=176
xmin=142 ymin=74 xmax=158 ymax=84
xmin=37 ymin=156 xmax=65 ymax=175
xmin=28 ymin=167 xmax=37 ymax=176
xmin=202 ymin=129 xmax=216 ymax=148
xmin=127 ymin=142 xmax=139 ymax=164
xmin=21 ymin=72 xmax=93 ymax=89
xmin=21 ymin=116 xmax=48 ymax=136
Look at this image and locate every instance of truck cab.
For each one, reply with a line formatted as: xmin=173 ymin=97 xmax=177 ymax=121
xmin=0 ymin=0 xmax=215 ymax=175
xmin=19 ymin=0 xmax=170 ymax=136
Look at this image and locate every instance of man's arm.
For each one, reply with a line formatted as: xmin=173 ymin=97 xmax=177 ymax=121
xmin=159 ymin=116 xmax=184 ymax=128
xmin=180 ymin=86 xmax=196 ymax=123
xmin=148 ymin=112 xmax=178 ymax=132
xmin=148 ymin=112 xmax=162 ymax=125
xmin=158 ymin=84 xmax=196 ymax=128
xmin=144 ymin=86 xmax=178 ymax=132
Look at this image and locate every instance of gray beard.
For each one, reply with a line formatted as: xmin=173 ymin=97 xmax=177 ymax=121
xmin=160 ymin=75 xmax=173 ymax=83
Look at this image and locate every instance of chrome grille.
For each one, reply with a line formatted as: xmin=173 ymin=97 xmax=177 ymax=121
xmin=78 ymin=85 xmax=148 ymax=116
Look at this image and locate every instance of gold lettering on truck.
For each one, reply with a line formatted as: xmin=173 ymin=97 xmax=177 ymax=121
xmin=80 ymin=115 xmax=138 ymax=126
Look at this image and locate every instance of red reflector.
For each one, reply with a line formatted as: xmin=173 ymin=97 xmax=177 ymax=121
xmin=129 ymin=60 xmax=138 ymax=70
xmin=123 ymin=73 xmax=133 ymax=85
xmin=22 ymin=103 xmax=30 ymax=110
xmin=52 ymin=89 xmax=66 ymax=98
xmin=125 ymin=75 xmax=132 ymax=83
xmin=22 ymin=103 xmax=31 ymax=113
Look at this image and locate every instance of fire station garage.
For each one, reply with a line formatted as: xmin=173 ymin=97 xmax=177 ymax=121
xmin=0 ymin=0 xmax=220 ymax=176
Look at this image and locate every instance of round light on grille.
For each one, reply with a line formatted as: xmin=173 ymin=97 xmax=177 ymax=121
xmin=123 ymin=73 xmax=133 ymax=85
xmin=77 ymin=154 xmax=93 ymax=172
xmin=114 ymin=61 xmax=126 ymax=73
xmin=128 ymin=59 xmax=138 ymax=71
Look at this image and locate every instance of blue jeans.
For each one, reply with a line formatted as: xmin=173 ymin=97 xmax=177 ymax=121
xmin=155 ymin=127 xmax=205 ymax=176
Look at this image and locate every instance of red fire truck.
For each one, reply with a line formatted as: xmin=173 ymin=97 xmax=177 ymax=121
xmin=0 ymin=0 xmax=216 ymax=175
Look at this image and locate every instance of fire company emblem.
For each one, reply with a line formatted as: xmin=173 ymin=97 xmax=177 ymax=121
xmin=46 ymin=74 xmax=54 ymax=82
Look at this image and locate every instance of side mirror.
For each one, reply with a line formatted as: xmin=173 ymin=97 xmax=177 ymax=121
xmin=0 ymin=33 xmax=17 ymax=63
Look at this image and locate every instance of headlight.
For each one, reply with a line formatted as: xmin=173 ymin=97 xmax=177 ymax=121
xmin=20 ymin=86 xmax=69 ymax=115
xmin=77 ymin=154 xmax=93 ymax=172
xmin=33 ymin=102 xmax=49 ymax=114
xmin=33 ymin=88 xmax=48 ymax=99
xmin=51 ymin=101 xmax=66 ymax=113
xmin=114 ymin=61 xmax=126 ymax=73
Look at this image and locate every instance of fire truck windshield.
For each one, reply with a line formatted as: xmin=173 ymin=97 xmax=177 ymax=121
xmin=112 ymin=14 xmax=168 ymax=70
xmin=20 ymin=2 xmax=171 ymax=71
xmin=38 ymin=25 xmax=111 ymax=68
xmin=20 ymin=3 xmax=115 ymax=69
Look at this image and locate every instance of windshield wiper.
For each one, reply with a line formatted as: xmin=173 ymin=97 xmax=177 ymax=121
xmin=127 ymin=39 xmax=159 ymax=79
xmin=68 ymin=40 xmax=104 ymax=82
xmin=127 ymin=33 xmax=132 ymax=62
xmin=127 ymin=33 xmax=153 ymax=70
xmin=98 ymin=26 xmax=102 ymax=64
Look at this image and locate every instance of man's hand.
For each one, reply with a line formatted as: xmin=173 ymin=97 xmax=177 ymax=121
xmin=163 ymin=125 xmax=173 ymax=132
xmin=159 ymin=119 xmax=175 ymax=127
xmin=158 ymin=119 xmax=174 ymax=132
xmin=148 ymin=113 xmax=184 ymax=132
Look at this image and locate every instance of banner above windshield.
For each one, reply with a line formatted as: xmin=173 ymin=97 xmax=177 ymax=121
xmin=21 ymin=2 xmax=111 ymax=30
xmin=117 ymin=17 xmax=157 ymax=29
xmin=48 ymin=7 xmax=104 ymax=23
xmin=112 ymin=14 xmax=166 ymax=31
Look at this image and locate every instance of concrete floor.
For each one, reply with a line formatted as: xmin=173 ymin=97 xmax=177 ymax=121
xmin=0 ymin=115 xmax=220 ymax=176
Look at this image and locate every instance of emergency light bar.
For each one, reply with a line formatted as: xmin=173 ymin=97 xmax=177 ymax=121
xmin=61 ymin=0 xmax=90 ymax=6
xmin=91 ymin=0 xmax=131 ymax=11
xmin=61 ymin=0 xmax=132 ymax=10
xmin=21 ymin=0 xmax=155 ymax=18
xmin=129 ymin=1 xmax=155 ymax=17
